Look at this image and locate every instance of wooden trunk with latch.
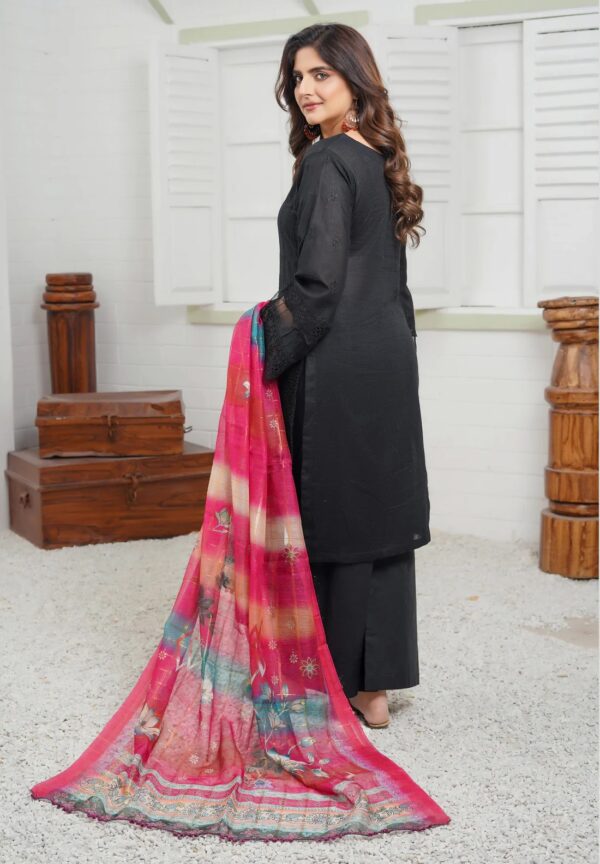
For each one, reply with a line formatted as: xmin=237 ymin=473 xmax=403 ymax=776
xmin=35 ymin=390 xmax=187 ymax=457
xmin=5 ymin=442 xmax=213 ymax=549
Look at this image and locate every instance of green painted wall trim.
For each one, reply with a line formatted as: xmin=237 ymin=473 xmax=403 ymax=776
xmin=414 ymin=308 xmax=546 ymax=331
xmin=179 ymin=11 xmax=370 ymax=44
xmin=146 ymin=0 xmax=173 ymax=25
xmin=187 ymin=306 xmax=547 ymax=331
xmin=416 ymin=0 xmax=596 ymax=25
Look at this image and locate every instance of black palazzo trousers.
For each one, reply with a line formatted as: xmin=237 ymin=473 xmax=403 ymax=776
xmin=285 ymin=358 xmax=420 ymax=700
xmin=311 ymin=553 xmax=420 ymax=699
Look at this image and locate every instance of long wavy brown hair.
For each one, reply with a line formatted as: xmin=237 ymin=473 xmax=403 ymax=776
xmin=274 ymin=22 xmax=425 ymax=248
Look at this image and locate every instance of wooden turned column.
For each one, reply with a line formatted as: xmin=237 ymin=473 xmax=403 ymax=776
xmin=41 ymin=272 xmax=100 ymax=393
xmin=538 ymin=296 xmax=598 ymax=579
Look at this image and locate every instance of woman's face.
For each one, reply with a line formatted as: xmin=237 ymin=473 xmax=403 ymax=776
xmin=292 ymin=45 xmax=354 ymax=138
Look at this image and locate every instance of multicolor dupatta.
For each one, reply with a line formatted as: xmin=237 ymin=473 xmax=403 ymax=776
xmin=30 ymin=302 xmax=450 ymax=842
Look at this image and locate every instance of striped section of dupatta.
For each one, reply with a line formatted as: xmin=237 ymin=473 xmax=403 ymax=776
xmin=30 ymin=302 xmax=451 ymax=842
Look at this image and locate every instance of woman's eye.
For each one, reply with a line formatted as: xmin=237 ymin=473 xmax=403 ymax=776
xmin=293 ymin=72 xmax=328 ymax=85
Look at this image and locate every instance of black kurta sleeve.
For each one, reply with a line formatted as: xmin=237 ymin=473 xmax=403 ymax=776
xmin=260 ymin=149 xmax=355 ymax=380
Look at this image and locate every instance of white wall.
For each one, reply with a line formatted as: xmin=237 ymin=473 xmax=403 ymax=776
xmin=0 ymin=0 xmax=570 ymax=544
xmin=0 ymin=107 xmax=16 ymax=530
xmin=0 ymin=0 xmax=229 ymax=461
xmin=419 ymin=328 xmax=556 ymax=543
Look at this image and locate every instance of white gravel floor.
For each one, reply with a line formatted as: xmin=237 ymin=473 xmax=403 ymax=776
xmin=0 ymin=525 xmax=597 ymax=864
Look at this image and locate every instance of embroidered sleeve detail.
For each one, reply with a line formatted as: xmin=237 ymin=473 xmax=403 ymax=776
xmin=260 ymin=285 xmax=333 ymax=379
xmin=278 ymin=283 xmax=332 ymax=344
xmin=260 ymin=298 xmax=305 ymax=379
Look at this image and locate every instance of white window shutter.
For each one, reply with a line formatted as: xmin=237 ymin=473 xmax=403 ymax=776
xmin=523 ymin=12 xmax=599 ymax=306
xmin=149 ymin=44 xmax=221 ymax=306
xmin=372 ymin=23 xmax=460 ymax=309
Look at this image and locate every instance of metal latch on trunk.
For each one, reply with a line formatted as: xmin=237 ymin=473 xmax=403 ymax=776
xmin=123 ymin=471 xmax=145 ymax=504
xmin=102 ymin=414 xmax=117 ymax=440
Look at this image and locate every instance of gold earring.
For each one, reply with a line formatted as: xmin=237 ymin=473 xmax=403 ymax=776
xmin=341 ymin=111 xmax=358 ymax=132
xmin=341 ymin=98 xmax=359 ymax=132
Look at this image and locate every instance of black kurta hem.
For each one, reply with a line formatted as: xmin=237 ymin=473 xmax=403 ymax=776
xmin=306 ymin=532 xmax=431 ymax=566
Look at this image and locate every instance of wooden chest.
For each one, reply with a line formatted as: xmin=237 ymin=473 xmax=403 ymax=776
xmin=35 ymin=390 xmax=186 ymax=457
xmin=5 ymin=442 xmax=213 ymax=549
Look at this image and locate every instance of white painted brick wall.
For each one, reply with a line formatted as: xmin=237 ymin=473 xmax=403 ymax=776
xmin=0 ymin=0 xmax=561 ymax=546
xmin=418 ymin=329 xmax=556 ymax=545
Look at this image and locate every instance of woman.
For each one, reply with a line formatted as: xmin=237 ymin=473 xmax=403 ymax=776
xmin=260 ymin=23 xmax=430 ymax=729
xmin=30 ymin=24 xmax=449 ymax=843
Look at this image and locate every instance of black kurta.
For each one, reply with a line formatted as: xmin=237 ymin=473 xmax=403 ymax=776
xmin=260 ymin=132 xmax=430 ymax=564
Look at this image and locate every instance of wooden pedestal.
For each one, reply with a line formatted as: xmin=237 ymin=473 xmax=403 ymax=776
xmin=538 ymin=296 xmax=598 ymax=579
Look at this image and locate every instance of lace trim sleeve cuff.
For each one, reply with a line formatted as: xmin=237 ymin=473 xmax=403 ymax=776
xmin=260 ymin=300 xmax=307 ymax=380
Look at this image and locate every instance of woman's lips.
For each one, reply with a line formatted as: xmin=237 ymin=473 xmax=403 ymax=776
xmin=304 ymin=103 xmax=322 ymax=111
